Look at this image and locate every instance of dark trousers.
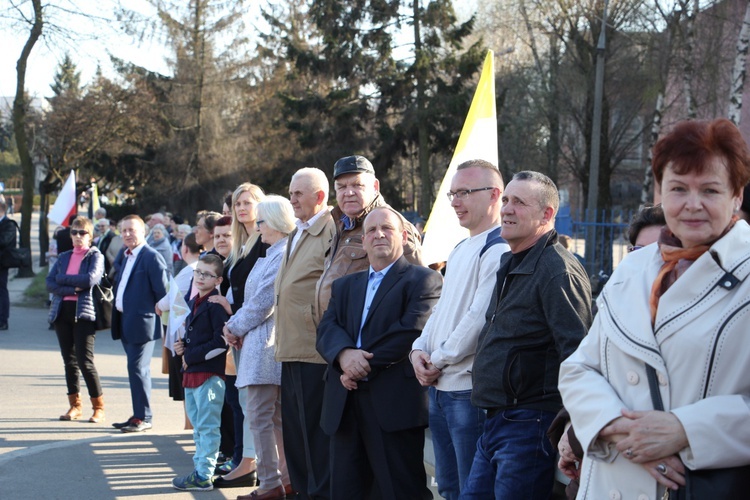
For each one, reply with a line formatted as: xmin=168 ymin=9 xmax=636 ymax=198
xmin=330 ymin=384 xmax=431 ymax=500
xmin=54 ymin=301 xmax=102 ymax=397
xmin=122 ymin=336 xmax=155 ymax=422
xmin=0 ymin=266 xmax=8 ymax=324
xmin=281 ymin=362 xmax=330 ymax=499
xmin=220 ymin=374 xmax=241 ymax=461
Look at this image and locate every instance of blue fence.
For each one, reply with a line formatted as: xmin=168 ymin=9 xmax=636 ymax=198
xmin=556 ymin=207 xmax=635 ymax=276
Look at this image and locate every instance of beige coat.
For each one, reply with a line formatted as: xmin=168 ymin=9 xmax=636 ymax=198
xmin=274 ymin=208 xmax=336 ymax=363
xmin=560 ymin=221 xmax=750 ymax=500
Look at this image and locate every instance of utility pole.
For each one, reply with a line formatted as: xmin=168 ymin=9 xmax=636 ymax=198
xmin=585 ymin=0 xmax=608 ymax=275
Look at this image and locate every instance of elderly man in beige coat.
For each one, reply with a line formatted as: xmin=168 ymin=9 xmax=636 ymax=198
xmin=274 ymin=167 xmax=336 ymax=500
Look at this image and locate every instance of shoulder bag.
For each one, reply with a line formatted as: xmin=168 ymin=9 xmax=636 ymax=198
xmin=646 ymin=364 xmax=750 ymax=499
xmin=93 ymin=273 xmax=114 ymax=331
xmin=0 ymin=219 xmax=31 ymax=269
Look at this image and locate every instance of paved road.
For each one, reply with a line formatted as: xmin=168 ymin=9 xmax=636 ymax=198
xmin=0 ymin=211 xmax=251 ymax=499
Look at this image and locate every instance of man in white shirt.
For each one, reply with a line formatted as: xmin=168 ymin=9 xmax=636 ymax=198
xmin=111 ymin=215 xmax=168 ymax=433
xmin=410 ymin=159 xmax=508 ymax=500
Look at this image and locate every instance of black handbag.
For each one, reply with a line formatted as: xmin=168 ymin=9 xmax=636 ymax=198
xmin=645 ymin=364 xmax=750 ymax=499
xmin=92 ymin=274 xmax=113 ymax=331
xmin=1 ymin=219 xmax=31 ymax=269
xmin=1 ymin=247 xmax=31 ymax=269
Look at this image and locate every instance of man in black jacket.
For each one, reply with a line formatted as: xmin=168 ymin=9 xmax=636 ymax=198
xmin=96 ymin=218 xmax=114 ymax=275
xmin=0 ymin=201 xmax=16 ymax=330
xmin=463 ymin=171 xmax=592 ymax=499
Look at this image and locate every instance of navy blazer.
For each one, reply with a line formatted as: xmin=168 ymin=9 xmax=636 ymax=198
xmin=111 ymin=244 xmax=168 ymax=344
xmin=182 ymin=289 xmax=229 ymax=375
xmin=316 ymin=255 xmax=442 ymax=435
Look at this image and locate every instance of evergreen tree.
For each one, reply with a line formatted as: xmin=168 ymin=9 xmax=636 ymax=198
xmin=264 ymin=0 xmax=485 ymax=213
xmin=49 ymin=53 xmax=81 ymax=97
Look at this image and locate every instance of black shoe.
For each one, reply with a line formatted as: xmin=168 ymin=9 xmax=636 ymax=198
xmin=213 ymin=470 xmax=257 ymax=488
xmin=0 ymin=323 xmax=8 ymax=331
xmin=112 ymin=416 xmax=136 ymax=429
xmin=120 ymin=419 xmax=152 ymax=433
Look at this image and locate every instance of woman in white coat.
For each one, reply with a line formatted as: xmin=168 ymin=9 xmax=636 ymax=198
xmin=223 ymin=195 xmax=295 ymax=500
xmin=560 ymin=118 xmax=750 ymax=500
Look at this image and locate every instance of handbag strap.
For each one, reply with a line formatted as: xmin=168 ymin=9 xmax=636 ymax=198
xmin=646 ymin=364 xmax=665 ymax=411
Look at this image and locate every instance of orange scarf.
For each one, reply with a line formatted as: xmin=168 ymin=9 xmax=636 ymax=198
xmin=649 ymin=217 xmax=738 ymax=325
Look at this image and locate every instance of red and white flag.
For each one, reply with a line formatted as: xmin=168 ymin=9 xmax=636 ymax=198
xmin=48 ymin=170 xmax=77 ymax=226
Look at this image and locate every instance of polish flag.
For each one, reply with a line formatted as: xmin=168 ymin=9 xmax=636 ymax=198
xmin=48 ymin=170 xmax=77 ymax=226
xmin=421 ymin=51 xmax=498 ymax=266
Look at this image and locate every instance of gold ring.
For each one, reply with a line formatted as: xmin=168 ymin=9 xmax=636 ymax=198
xmin=657 ymin=463 xmax=668 ymax=476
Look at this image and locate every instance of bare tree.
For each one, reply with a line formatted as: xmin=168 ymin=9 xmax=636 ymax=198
xmin=727 ymin=0 xmax=750 ymax=125
xmin=11 ymin=0 xmax=42 ymax=274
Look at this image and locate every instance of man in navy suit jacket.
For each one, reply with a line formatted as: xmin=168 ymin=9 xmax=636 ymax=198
xmin=316 ymin=207 xmax=442 ymax=500
xmin=111 ymin=215 xmax=168 ymax=432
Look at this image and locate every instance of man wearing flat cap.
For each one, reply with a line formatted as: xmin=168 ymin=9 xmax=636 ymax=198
xmin=315 ymin=155 xmax=423 ymax=325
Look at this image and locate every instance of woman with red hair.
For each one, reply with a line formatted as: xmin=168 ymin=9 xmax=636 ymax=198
xmin=560 ymin=118 xmax=750 ymax=499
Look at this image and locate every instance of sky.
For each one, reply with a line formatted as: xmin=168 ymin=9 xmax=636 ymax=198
xmin=0 ymin=0 xmax=173 ymax=102
xmin=0 ymin=1 xmax=477 ymax=106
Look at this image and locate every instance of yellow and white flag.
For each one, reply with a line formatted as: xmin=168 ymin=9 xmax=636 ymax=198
xmin=421 ymin=50 xmax=498 ymax=266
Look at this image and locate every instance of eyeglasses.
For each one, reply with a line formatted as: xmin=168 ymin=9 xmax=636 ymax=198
xmin=256 ymin=220 xmax=265 ymax=229
xmin=70 ymin=229 xmax=90 ymax=237
xmin=193 ymin=269 xmax=219 ymax=280
xmin=446 ymin=187 xmax=494 ymax=201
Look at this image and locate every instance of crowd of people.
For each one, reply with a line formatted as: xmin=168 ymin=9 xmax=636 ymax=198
xmin=31 ymin=117 xmax=750 ymax=500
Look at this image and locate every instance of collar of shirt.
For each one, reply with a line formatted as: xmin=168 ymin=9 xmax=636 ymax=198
xmin=340 ymin=213 xmax=356 ymax=231
xmin=296 ymin=207 xmax=328 ymax=232
xmin=126 ymin=242 xmax=146 ymax=259
xmin=368 ymin=260 xmax=396 ymax=280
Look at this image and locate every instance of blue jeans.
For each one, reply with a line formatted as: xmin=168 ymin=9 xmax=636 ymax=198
xmin=429 ymin=387 xmax=485 ymax=500
xmin=460 ymin=408 xmax=556 ymax=500
xmin=185 ymin=375 xmax=225 ymax=478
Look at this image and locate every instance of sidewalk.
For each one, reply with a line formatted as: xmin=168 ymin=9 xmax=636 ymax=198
xmin=1 ymin=289 xmax=248 ymax=499
xmin=1 ymin=220 xmax=248 ymax=500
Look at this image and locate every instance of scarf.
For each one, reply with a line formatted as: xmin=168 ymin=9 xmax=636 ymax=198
xmin=649 ymin=216 xmax=738 ymax=325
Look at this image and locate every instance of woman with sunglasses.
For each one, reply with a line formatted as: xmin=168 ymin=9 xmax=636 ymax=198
xmin=47 ymin=216 xmax=106 ymax=423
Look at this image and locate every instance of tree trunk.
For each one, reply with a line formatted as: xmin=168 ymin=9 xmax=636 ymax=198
xmin=727 ymin=0 xmax=750 ymax=125
xmin=414 ymin=0 xmax=431 ymax=217
xmin=13 ymin=0 xmax=43 ymax=277
xmin=682 ymin=0 xmax=698 ymax=119
xmin=642 ymin=92 xmax=664 ymax=203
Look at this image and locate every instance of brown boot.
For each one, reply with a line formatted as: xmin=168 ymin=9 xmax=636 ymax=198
xmin=89 ymin=395 xmax=105 ymax=423
xmin=60 ymin=394 xmax=82 ymax=421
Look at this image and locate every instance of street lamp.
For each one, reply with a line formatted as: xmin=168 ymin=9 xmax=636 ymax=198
xmin=585 ymin=0 xmax=608 ymax=275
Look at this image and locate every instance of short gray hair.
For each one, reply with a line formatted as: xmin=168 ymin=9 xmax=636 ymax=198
xmin=292 ymin=167 xmax=330 ymax=200
xmin=512 ymin=171 xmax=559 ymax=216
xmin=257 ymin=195 xmax=296 ymax=235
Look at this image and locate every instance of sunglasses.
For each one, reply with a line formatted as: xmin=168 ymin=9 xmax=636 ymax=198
xmin=70 ymin=229 xmax=90 ymax=237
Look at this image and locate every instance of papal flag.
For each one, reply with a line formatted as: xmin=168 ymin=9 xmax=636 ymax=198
xmin=420 ymin=50 xmax=498 ymax=266
xmin=48 ymin=170 xmax=77 ymax=226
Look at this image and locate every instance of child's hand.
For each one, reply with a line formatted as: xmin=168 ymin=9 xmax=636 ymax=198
xmin=173 ymin=339 xmax=185 ymax=355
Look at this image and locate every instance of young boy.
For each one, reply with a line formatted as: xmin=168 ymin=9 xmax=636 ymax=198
xmin=172 ymin=254 xmax=230 ymax=491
